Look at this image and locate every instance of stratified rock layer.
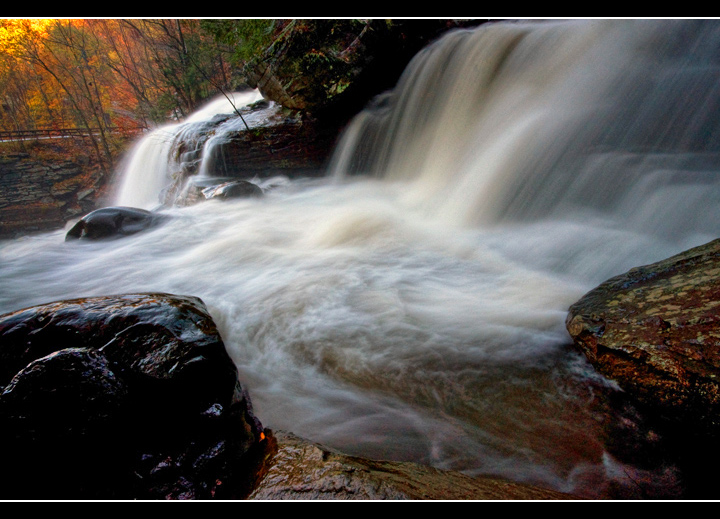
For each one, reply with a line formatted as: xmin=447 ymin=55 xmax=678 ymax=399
xmin=248 ymin=431 xmax=573 ymax=500
xmin=0 ymin=151 xmax=104 ymax=238
xmin=566 ymin=238 xmax=720 ymax=428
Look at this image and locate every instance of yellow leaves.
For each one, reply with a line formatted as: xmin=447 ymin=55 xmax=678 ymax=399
xmin=0 ymin=21 xmax=25 ymax=57
xmin=0 ymin=19 xmax=53 ymax=58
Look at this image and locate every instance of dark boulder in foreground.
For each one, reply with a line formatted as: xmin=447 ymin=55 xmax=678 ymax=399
xmin=0 ymin=293 xmax=265 ymax=499
xmin=566 ymin=238 xmax=720 ymax=430
xmin=65 ymin=206 xmax=168 ymax=241
xmin=249 ymin=430 xmax=573 ymax=500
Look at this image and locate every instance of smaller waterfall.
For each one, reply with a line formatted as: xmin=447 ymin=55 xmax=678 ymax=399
xmin=112 ymin=126 xmax=177 ymax=210
xmin=113 ymin=90 xmax=266 ymax=210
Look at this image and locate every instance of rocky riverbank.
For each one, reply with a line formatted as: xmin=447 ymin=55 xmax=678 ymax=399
xmin=4 ymin=228 xmax=720 ymax=499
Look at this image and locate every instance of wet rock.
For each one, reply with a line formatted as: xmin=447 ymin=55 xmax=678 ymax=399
xmin=566 ymin=238 xmax=720 ymax=429
xmin=0 ymin=348 xmax=129 ymax=437
xmin=0 ymin=348 xmax=135 ymax=498
xmin=65 ymin=206 xmax=168 ymax=241
xmin=202 ymin=180 xmax=263 ymax=201
xmin=248 ymin=431 xmax=574 ymax=500
xmin=0 ymin=293 xmax=264 ymax=499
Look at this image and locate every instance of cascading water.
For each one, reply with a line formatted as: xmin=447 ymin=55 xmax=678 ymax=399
xmin=2 ymin=19 xmax=720 ymax=499
xmin=113 ymin=90 xmax=266 ymax=209
xmin=330 ymin=19 xmax=720 ymax=267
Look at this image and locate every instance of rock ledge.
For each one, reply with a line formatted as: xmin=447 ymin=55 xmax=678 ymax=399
xmin=249 ymin=430 xmax=573 ymax=500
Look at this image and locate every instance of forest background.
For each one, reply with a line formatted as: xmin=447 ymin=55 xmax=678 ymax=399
xmin=0 ymin=19 xmax=278 ymax=173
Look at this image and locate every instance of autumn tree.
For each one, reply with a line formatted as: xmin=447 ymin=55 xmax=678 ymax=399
xmin=118 ymin=19 xmax=237 ymax=120
xmin=0 ymin=18 xmax=273 ymax=158
xmin=91 ymin=19 xmax=165 ymax=126
xmin=0 ymin=19 xmax=121 ymax=170
xmin=0 ymin=19 xmax=55 ymax=133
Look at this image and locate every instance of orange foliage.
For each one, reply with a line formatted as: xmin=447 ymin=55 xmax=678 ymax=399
xmin=1 ymin=18 xmax=238 ymax=137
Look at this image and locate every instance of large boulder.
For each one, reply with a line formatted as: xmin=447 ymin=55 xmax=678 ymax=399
xmin=566 ymin=238 xmax=720 ymax=429
xmin=0 ymin=293 xmax=265 ymax=499
xmin=65 ymin=206 xmax=168 ymax=241
xmin=248 ymin=431 xmax=573 ymax=500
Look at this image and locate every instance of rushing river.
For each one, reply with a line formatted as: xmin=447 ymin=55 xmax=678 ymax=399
xmin=3 ymin=19 xmax=720 ymax=499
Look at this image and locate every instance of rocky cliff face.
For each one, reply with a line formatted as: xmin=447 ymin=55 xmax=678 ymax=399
xmin=244 ymin=19 xmax=486 ymax=121
xmin=0 ymin=149 xmax=108 ymax=238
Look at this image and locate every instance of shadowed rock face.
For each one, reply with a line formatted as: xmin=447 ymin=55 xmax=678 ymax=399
xmin=244 ymin=20 xmax=486 ymax=119
xmin=0 ymin=151 xmax=104 ymax=239
xmin=0 ymin=293 xmax=265 ymax=499
xmin=566 ymin=238 xmax=720 ymax=429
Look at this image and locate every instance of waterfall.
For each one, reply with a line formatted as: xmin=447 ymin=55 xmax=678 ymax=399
xmin=2 ymin=19 xmax=720 ymax=499
xmin=331 ymin=19 xmax=720 ymax=251
xmin=113 ymin=90 xmax=266 ymax=209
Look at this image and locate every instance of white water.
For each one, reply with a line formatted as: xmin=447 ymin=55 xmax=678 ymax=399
xmin=3 ymin=19 xmax=720 ymax=498
xmin=113 ymin=90 xmax=266 ymax=209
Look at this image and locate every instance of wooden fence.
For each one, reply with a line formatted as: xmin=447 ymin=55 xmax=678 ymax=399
xmin=0 ymin=126 xmax=146 ymax=142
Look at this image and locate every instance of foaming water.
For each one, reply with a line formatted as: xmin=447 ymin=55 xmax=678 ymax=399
xmin=330 ymin=19 xmax=720 ymax=249
xmin=3 ymin=19 xmax=720 ymax=498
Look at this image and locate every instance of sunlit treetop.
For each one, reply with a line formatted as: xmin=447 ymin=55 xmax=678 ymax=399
xmin=0 ymin=19 xmax=54 ymax=58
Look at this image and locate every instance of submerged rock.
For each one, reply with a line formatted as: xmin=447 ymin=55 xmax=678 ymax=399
xmin=248 ymin=431 xmax=574 ymax=500
xmin=65 ymin=206 xmax=168 ymax=241
xmin=0 ymin=293 xmax=264 ymax=499
xmin=202 ymin=180 xmax=263 ymax=201
xmin=566 ymin=238 xmax=720 ymax=429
